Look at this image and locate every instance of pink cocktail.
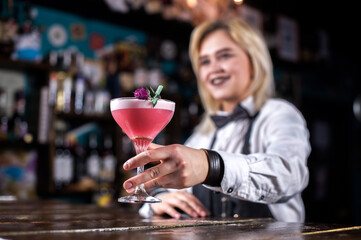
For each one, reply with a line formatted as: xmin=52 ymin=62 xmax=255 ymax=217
xmin=110 ymin=97 xmax=175 ymax=203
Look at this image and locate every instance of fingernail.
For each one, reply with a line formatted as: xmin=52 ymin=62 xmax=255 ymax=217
xmin=201 ymin=211 xmax=207 ymax=217
xmin=126 ymin=188 xmax=135 ymax=193
xmin=175 ymin=213 xmax=181 ymax=219
xmin=124 ymin=182 xmax=133 ymax=189
xmin=123 ymin=161 xmax=128 ymax=169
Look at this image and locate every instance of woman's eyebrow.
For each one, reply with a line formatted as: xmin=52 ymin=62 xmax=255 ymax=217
xmin=199 ymin=48 xmax=233 ymax=60
xmin=215 ymin=48 xmax=233 ymax=54
xmin=199 ymin=55 xmax=208 ymax=61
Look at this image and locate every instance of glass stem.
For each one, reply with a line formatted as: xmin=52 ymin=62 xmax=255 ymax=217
xmin=135 ymin=166 xmax=146 ymax=194
xmin=132 ymin=137 xmax=152 ymax=195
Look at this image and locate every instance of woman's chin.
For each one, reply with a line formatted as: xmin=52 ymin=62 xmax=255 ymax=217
xmin=210 ymin=91 xmax=231 ymax=101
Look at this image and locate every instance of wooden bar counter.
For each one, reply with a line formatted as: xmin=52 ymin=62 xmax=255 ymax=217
xmin=1 ymin=199 xmax=360 ymax=240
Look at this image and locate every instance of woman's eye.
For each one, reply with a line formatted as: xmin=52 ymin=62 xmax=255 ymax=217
xmin=199 ymin=59 xmax=210 ymax=66
xmin=218 ymin=53 xmax=232 ymax=59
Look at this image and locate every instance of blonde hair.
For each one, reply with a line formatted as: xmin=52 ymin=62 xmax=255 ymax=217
xmin=189 ymin=17 xmax=275 ymax=113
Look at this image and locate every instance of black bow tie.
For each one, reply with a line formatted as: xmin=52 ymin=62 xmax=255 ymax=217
xmin=210 ymin=104 xmax=250 ymax=129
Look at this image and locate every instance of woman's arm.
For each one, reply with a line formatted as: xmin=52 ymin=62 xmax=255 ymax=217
xmin=207 ymin=100 xmax=310 ymax=203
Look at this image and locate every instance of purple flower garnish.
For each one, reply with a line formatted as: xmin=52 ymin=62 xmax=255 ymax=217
xmin=133 ymin=85 xmax=163 ymax=107
xmin=134 ymin=88 xmax=149 ymax=100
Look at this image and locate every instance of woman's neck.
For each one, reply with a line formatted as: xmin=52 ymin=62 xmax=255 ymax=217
xmin=220 ymin=92 xmax=252 ymax=113
xmin=220 ymin=102 xmax=238 ymax=113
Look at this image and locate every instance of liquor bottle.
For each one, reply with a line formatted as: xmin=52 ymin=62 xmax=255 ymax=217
xmin=53 ymin=134 xmax=65 ymax=189
xmin=0 ymin=88 xmax=6 ymax=116
xmin=38 ymin=86 xmax=51 ymax=144
xmin=48 ymin=50 xmax=64 ymax=107
xmin=62 ymin=148 xmax=74 ymax=185
xmin=73 ymin=142 xmax=87 ymax=183
xmin=8 ymin=90 xmax=28 ymax=140
xmin=0 ymin=87 xmax=8 ymax=139
xmin=74 ymin=73 xmax=86 ymax=115
xmin=86 ymin=134 xmax=101 ymax=182
xmin=62 ymin=137 xmax=74 ymax=185
xmin=0 ymin=116 xmax=8 ymax=140
xmin=84 ymin=91 xmax=95 ymax=115
xmin=95 ymin=134 xmax=116 ymax=206
xmin=101 ymin=135 xmax=116 ymax=183
xmin=73 ymin=53 xmax=85 ymax=115
xmin=62 ymin=76 xmax=72 ymax=114
xmin=54 ymin=50 xmax=72 ymax=113
xmin=48 ymin=72 xmax=58 ymax=107
xmin=55 ymin=72 xmax=65 ymax=113
xmin=65 ymin=52 xmax=85 ymax=115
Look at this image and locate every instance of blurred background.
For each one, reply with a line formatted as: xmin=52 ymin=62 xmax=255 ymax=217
xmin=0 ymin=0 xmax=360 ymax=225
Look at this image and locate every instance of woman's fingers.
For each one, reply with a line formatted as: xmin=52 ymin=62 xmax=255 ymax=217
xmin=159 ymin=205 xmax=182 ymax=219
xmin=151 ymin=191 xmax=210 ymax=218
xmin=169 ymin=197 xmax=198 ymax=218
xmin=123 ymin=147 xmax=169 ymax=170
xmin=180 ymin=192 xmax=210 ymax=217
xmin=123 ymin=144 xmax=209 ymax=192
xmin=148 ymin=143 xmax=163 ymax=150
xmin=124 ymin=162 xmax=179 ymax=193
xmin=168 ymin=191 xmax=209 ymax=218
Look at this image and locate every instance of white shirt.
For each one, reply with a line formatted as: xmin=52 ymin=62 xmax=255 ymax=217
xmin=140 ymin=96 xmax=311 ymax=222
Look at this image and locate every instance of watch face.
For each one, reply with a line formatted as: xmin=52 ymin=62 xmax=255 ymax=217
xmin=48 ymin=24 xmax=67 ymax=47
xmin=160 ymin=40 xmax=177 ymax=60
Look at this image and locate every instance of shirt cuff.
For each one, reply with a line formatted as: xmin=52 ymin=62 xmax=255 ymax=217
xmin=139 ymin=203 xmax=154 ymax=218
xmin=212 ymin=151 xmax=250 ymax=198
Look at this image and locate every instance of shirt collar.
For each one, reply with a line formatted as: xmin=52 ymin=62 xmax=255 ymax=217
xmin=241 ymin=96 xmax=257 ymax=117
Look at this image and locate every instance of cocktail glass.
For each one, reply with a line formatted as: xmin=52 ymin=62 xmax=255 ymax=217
xmin=110 ymin=97 xmax=175 ymax=203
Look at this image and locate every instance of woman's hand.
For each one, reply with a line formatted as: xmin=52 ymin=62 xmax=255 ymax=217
xmin=151 ymin=191 xmax=210 ymax=219
xmin=123 ymin=144 xmax=209 ymax=193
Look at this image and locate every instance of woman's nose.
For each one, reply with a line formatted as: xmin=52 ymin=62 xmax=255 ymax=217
xmin=209 ymin=60 xmax=224 ymax=73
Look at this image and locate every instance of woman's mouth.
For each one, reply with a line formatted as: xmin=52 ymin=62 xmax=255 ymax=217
xmin=211 ymin=76 xmax=230 ymax=86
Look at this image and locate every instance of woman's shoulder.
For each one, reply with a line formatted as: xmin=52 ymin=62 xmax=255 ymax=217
xmin=259 ymin=98 xmax=305 ymax=121
xmin=262 ymin=98 xmax=300 ymax=113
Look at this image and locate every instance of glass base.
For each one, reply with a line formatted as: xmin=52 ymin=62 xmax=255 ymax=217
xmin=118 ymin=194 xmax=161 ymax=203
xmin=118 ymin=184 xmax=161 ymax=203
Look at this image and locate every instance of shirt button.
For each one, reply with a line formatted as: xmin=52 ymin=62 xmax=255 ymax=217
xmin=259 ymin=195 xmax=265 ymax=201
xmin=227 ymin=188 xmax=233 ymax=193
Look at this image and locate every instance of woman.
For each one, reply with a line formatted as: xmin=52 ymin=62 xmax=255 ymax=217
xmin=123 ymin=17 xmax=311 ymax=222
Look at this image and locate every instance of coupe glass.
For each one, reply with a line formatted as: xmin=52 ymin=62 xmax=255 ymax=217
xmin=110 ymin=97 xmax=175 ymax=203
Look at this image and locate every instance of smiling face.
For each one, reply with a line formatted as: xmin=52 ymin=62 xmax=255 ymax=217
xmin=198 ymin=30 xmax=253 ymax=113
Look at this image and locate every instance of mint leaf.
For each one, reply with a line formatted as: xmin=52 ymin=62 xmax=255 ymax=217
xmin=149 ymin=87 xmax=155 ymax=97
xmin=146 ymin=85 xmax=163 ymax=107
xmin=151 ymin=97 xmax=158 ymax=107
xmin=155 ymin=85 xmax=163 ymax=96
